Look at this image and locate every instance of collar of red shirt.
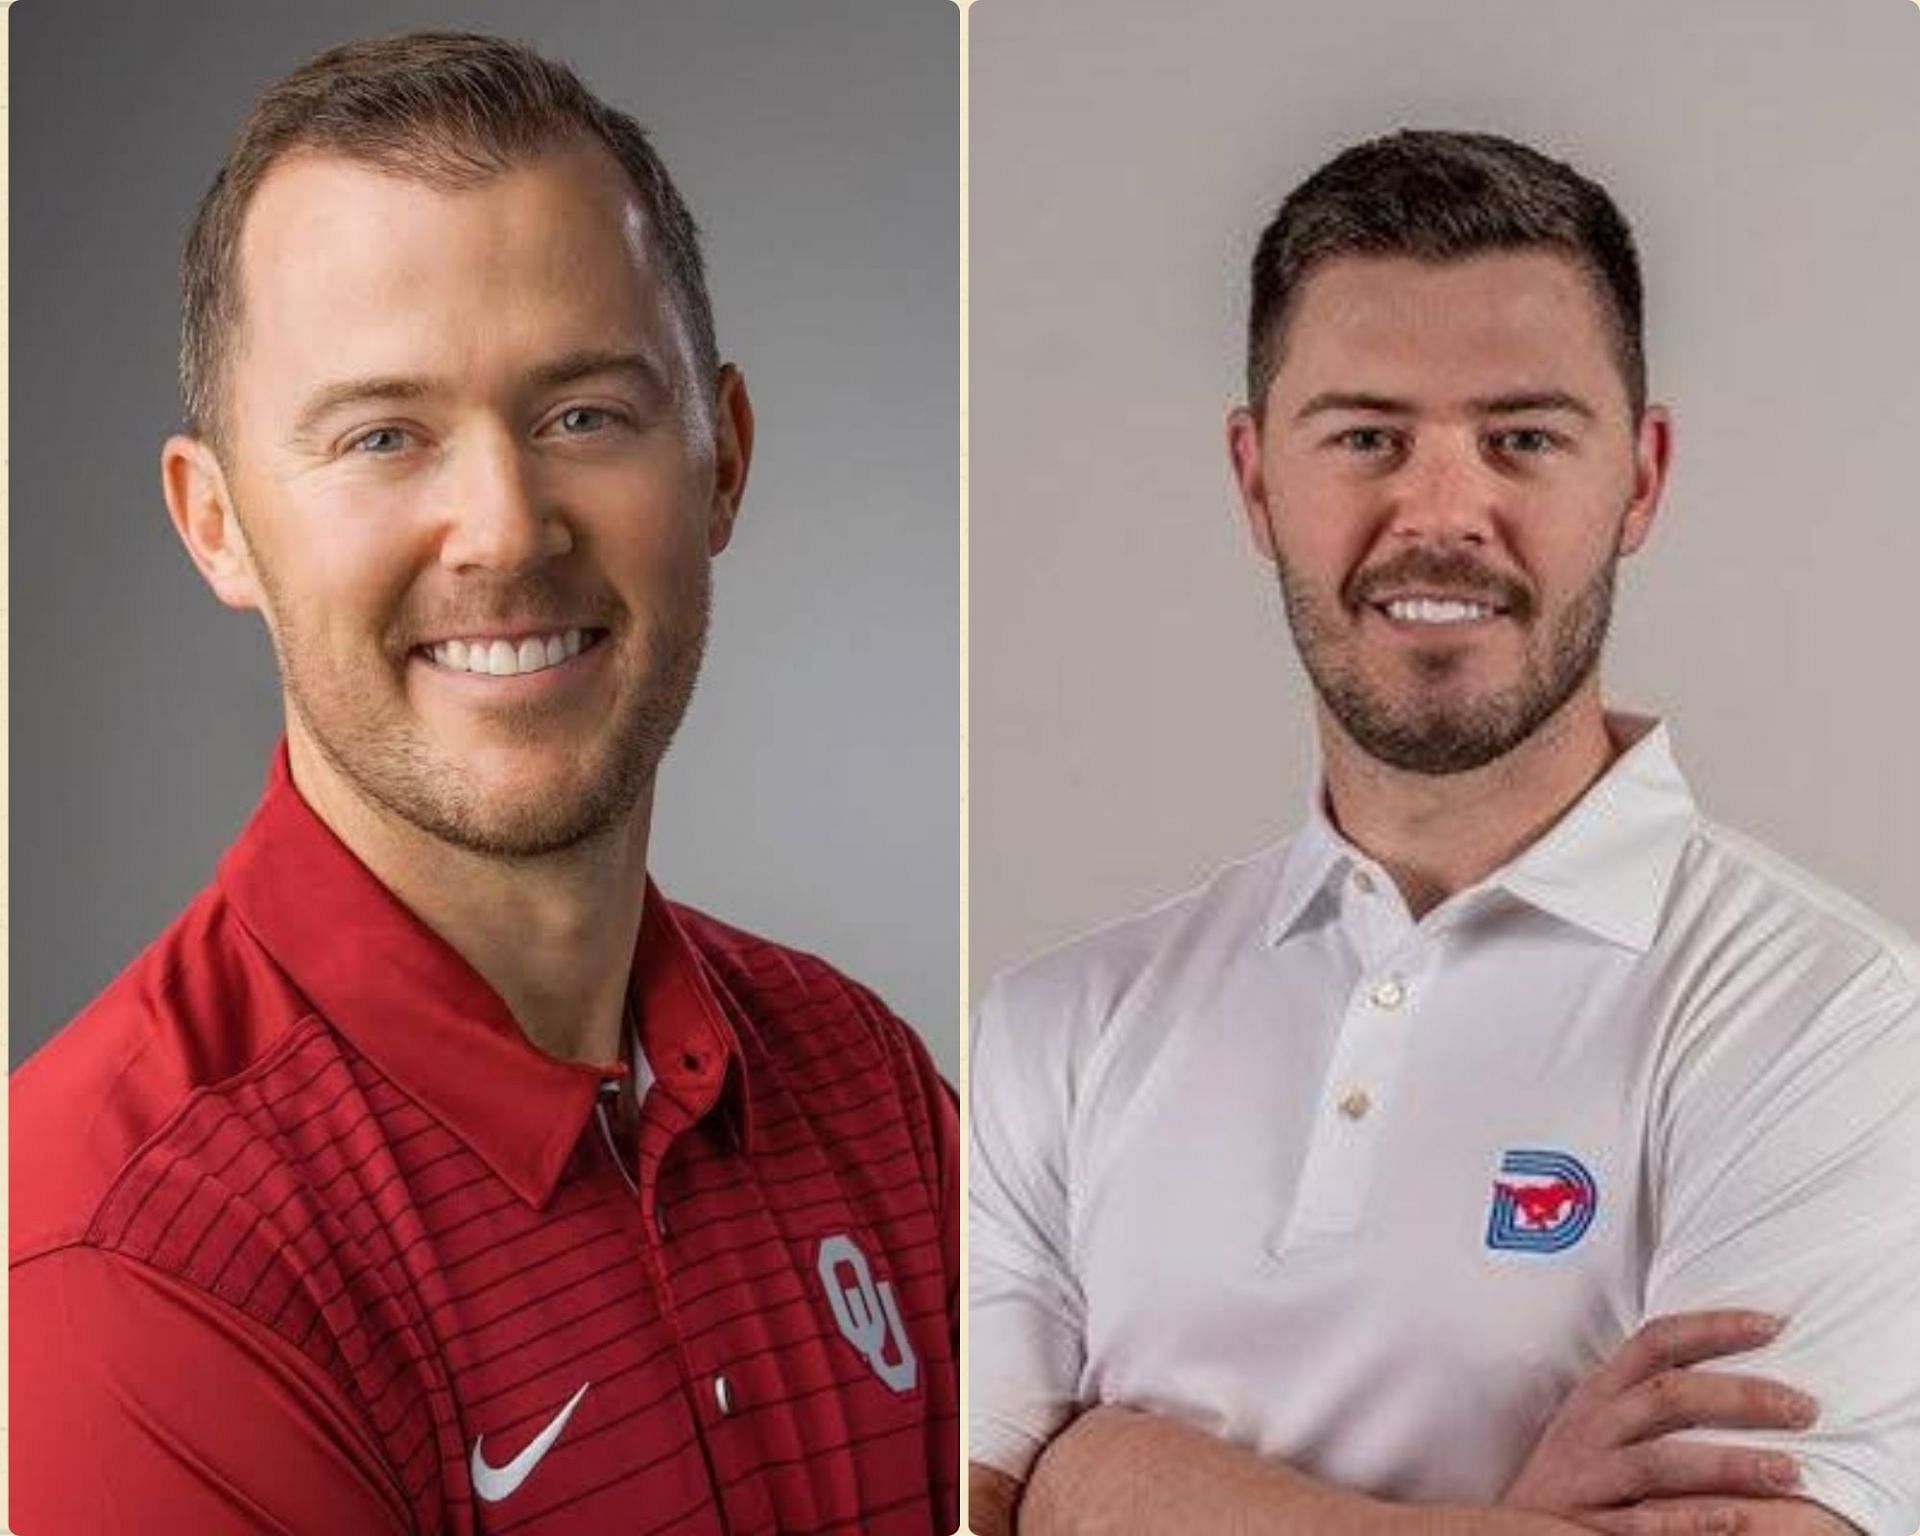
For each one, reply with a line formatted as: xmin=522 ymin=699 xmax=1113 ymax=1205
xmin=216 ymin=741 xmax=753 ymax=1210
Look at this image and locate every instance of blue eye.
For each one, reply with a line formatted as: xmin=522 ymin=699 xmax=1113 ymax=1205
xmin=557 ymin=407 xmax=615 ymax=434
xmin=349 ymin=426 xmax=411 ymax=455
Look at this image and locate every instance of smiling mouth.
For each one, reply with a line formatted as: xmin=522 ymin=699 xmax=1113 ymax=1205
xmin=1368 ymin=595 xmax=1509 ymax=627
xmin=415 ymin=627 xmax=610 ymax=678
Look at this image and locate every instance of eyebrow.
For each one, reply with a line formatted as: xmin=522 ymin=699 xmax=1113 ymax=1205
xmin=526 ymin=347 xmax=670 ymax=396
xmin=1292 ymin=391 xmax=1414 ymax=422
xmin=290 ymin=375 xmax=434 ymax=441
xmin=288 ymin=348 xmax=671 ymax=442
xmin=1290 ymin=388 xmax=1597 ymax=424
xmin=1467 ymin=390 xmax=1596 ymax=421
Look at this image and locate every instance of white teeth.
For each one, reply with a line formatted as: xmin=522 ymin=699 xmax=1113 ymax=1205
xmin=425 ymin=629 xmax=590 ymax=677
xmin=1385 ymin=597 xmax=1491 ymax=625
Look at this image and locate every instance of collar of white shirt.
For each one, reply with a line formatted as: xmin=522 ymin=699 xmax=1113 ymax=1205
xmin=1264 ymin=712 xmax=1699 ymax=955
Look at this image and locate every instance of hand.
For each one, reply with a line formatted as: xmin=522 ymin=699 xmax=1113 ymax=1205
xmin=1501 ymin=1310 xmax=1816 ymax=1536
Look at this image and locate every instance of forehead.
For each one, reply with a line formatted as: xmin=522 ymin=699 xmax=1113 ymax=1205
xmin=1272 ymin=251 xmax=1621 ymax=405
xmin=231 ymin=142 xmax=677 ymax=393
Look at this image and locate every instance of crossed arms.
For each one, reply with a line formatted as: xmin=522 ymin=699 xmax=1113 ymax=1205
xmin=966 ymin=961 xmax=1920 ymax=1536
xmin=967 ymin=1310 xmax=1856 ymax=1536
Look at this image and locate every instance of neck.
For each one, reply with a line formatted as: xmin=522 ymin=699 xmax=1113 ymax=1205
xmin=1319 ymin=683 xmax=1620 ymax=918
xmin=285 ymin=726 xmax=651 ymax=1066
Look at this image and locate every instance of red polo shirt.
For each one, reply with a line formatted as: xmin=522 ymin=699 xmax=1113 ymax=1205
xmin=10 ymin=747 xmax=959 ymax=1534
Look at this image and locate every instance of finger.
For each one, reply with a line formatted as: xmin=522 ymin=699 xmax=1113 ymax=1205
xmin=1598 ymin=1438 xmax=1801 ymax=1506
xmin=1601 ymin=1368 xmax=1819 ymax=1442
xmin=1581 ymin=1501 xmax=1746 ymax=1536
xmin=1586 ymin=1312 xmax=1786 ymax=1397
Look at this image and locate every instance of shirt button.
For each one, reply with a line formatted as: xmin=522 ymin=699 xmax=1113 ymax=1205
xmin=714 ymin=1374 xmax=736 ymax=1416
xmin=655 ymin=1205 xmax=670 ymax=1241
xmin=1369 ymin=978 xmax=1406 ymax=1010
xmin=1338 ymin=1088 xmax=1373 ymax=1120
xmin=1351 ymin=867 xmax=1376 ymax=895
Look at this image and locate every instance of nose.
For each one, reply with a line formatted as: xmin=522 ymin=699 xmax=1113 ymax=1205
xmin=437 ymin=427 xmax=572 ymax=573
xmin=1381 ymin=432 xmax=1498 ymax=547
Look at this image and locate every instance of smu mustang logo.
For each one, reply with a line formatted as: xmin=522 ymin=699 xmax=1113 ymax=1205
xmin=1485 ymin=1149 xmax=1598 ymax=1254
xmin=818 ymin=1234 xmax=918 ymax=1394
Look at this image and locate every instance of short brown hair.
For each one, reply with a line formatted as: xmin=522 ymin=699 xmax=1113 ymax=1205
xmin=1246 ymin=129 xmax=1646 ymax=418
xmin=179 ymin=30 xmax=717 ymax=450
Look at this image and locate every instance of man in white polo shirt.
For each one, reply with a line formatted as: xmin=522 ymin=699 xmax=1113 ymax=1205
xmin=968 ymin=130 xmax=1920 ymax=1536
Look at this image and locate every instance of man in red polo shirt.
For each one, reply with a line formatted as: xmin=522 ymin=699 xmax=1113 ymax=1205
xmin=9 ymin=31 xmax=957 ymax=1535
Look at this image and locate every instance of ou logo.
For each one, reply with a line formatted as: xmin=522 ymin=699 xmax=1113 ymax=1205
xmin=817 ymin=1234 xmax=919 ymax=1394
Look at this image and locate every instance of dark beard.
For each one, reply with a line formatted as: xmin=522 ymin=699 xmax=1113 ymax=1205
xmin=1276 ymin=550 xmax=1616 ymax=777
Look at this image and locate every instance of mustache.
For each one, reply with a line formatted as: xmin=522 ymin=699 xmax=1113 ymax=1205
xmin=1345 ymin=549 xmax=1534 ymax=619
xmin=392 ymin=577 xmax=622 ymax=648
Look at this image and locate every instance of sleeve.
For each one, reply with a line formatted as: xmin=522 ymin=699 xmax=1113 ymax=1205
xmin=1644 ymin=965 xmax=1920 ymax=1536
xmin=967 ymin=976 xmax=1087 ymax=1482
xmin=846 ymin=982 xmax=962 ymax=1532
xmin=936 ymin=1066 xmax=960 ymax=1360
xmin=8 ymin=1244 xmax=416 ymax=1536
xmin=847 ymin=977 xmax=961 ymax=1354
xmin=903 ymin=1017 xmax=962 ymax=1359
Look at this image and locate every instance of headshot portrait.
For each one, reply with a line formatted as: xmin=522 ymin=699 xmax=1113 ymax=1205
xmin=8 ymin=4 xmax=958 ymax=1532
xmin=968 ymin=2 xmax=1920 ymax=1535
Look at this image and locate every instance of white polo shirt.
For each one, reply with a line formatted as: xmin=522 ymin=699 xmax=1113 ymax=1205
xmin=969 ymin=719 xmax=1920 ymax=1536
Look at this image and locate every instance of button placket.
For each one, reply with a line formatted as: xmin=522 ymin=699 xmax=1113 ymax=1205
xmin=1369 ymin=977 xmax=1407 ymax=1010
xmin=1342 ymin=860 xmax=1417 ymax=972
xmin=1274 ymin=954 xmax=1424 ymax=1249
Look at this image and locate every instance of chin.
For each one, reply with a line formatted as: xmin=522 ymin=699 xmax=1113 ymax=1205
xmin=455 ymin=744 xmax=637 ymax=828
xmin=452 ymin=734 xmax=597 ymax=789
xmin=449 ymin=802 xmax=627 ymax=859
xmin=419 ymin=764 xmax=643 ymax=857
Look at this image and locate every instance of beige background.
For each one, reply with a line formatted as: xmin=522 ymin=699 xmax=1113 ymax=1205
xmin=970 ymin=0 xmax=1920 ymax=992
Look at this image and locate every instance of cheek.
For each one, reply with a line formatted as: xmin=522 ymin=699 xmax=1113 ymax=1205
xmin=608 ymin=513 xmax=710 ymax=604
xmin=1263 ymin=456 xmax=1373 ymax=569
xmin=1273 ymin=508 xmax=1371 ymax=598
xmin=575 ymin=457 xmax=714 ymax=575
xmin=253 ymin=493 xmax=425 ymax=650
xmin=1513 ymin=504 xmax=1627 ymax=592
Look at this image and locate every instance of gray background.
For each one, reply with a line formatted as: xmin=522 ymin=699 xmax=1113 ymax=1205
xmin=8 ymin=0 xmax=960 ymax=1076
xmin=971 ymin=0 xmax=1920 ymax=992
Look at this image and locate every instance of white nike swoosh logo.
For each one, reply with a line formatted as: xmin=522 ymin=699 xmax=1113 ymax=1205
xmin=470 ymin=1381 xmax=591 ymax=1503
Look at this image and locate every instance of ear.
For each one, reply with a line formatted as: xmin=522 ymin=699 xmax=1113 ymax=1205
xmin=1617 ymin=403 xmax=1673 ymax=557
xmin=1226 ymin=404 xmax=1279 ymax=561
xmin=161 ymin=434 xmax=264 ymax=611
xmin=706 ymin=364 xmax=755 ymax=557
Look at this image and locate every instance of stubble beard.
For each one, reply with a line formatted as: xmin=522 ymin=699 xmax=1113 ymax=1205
xmin=1274 ymin=549 xmax=1617 ymax=777
xmin=263 ymin=559 xmax=712 ymax=861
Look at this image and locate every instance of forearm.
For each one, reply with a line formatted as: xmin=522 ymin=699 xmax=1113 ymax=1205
xmin=971 ymin=1463 xmax=1023 ymax=1534
xmin=1018 ymin=1406 xmax=1586 ymax=1536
